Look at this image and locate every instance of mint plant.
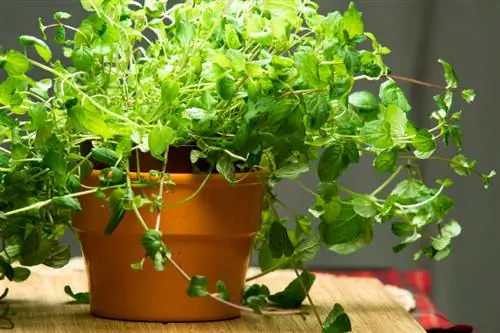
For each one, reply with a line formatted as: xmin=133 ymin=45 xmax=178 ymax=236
xmin=0 ymin=0 xmax=494 ymax=331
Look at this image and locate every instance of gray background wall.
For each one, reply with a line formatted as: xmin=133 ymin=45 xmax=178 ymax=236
xmin=1 ymin=0 xmax=499 ymax=331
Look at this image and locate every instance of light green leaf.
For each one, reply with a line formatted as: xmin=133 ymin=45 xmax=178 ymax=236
xmin=341 ymin=2 xmax=364 ymax=38
xmin=3 ymin=50 xmax=31 ymax=76
xmin=18 ymin=35 xmax=52 ymax=62
xmin=216 ymin=154 xmax=235 ymax=181
xmin=225 ymin=23 xmax=241 ymax=49
xmin=274 ymin=163 xmax=310 ymax=180
xmin=262 ymin=0 xmax=300 ymax=22
xmin=72 ymin=46 xmax=94 ymax=70
xmin=352 ymin=196 xmax=377 ymax=218
xmin=450 ymin=154 xmax=475 ymax=176
xmin=374 ymin=150 xmax=397 ymax=173
xmin=217 ymin=76 xmax=236 ymax=100
xmin=438 ymin=59 xmax=458 ymax=89
xmin=360 ymin=120 xmax=393 ymax=149
xmin=161 ymin=79 xmax=180 ymax=104
xmin=412 ymin=129 xmax=436 ymax=156
xmin=379 ymin=80 xmax=411 ymax=112
xmin=294 ymin=234 xmax=321 ymax=262
xmin=54 ymin=11 xmax=72 ymax=21
xmin=391 ymin=221 xmax=414 ymax=237
xmin=461 ymin=89 xmax=476 ymax=103
xmin=384 ymin=105 xmax=407 ymax=139
xmin=148 ymin=124 xmax=176 ymax=159
xmin=295 ymin=50 xmax=321 ymax=88
xmin=348 ymin=91 xmax=378 ymax=113
xmin=53 ymin=197 xmax=82 ymax=211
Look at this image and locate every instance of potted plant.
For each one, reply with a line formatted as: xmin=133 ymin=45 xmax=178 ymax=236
xmin=0 ymin=0 xmax=494 ymax=331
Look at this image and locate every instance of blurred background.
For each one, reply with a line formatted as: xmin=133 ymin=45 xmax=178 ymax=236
xmin=0 ymin=0 xmax=499 ymax=331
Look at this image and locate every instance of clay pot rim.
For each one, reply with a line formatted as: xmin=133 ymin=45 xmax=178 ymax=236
xmin=90 ymin=169 xmax=268 ymax=186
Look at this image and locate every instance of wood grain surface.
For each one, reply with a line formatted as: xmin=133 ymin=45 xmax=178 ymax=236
xmin=0 ymin=260 xmax=426 ymax=333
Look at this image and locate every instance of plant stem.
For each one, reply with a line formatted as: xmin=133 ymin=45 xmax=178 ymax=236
xmin=154 ymin=149 xmax=169 ymax=231
xmin=395 ymin=184 xmax=445 ymax=210
xmin=3 ymin=185 xmax=127 ymax=217
xmin=400 ymin=155 xmax=484 ymax=178
xmin=371 ymin=165 xmax=404 ymax=196
xmin=166 ymin=256 xmax=304 ymax=316
xmin=386 ymin=74 xmax=446 ymax=91
xmin=293 ymin=266 xmax=322 ymax=330
xmin=29 ymin=59 xmax=140 ymax=127
xmin=164 ymin=171 xmax=212 ymax=208
xmin=295 ymin=180 xmax=317 ymax=198
xmin=245 ymin=258 xmax=291 ymax=282
xmin=126 ymin=173 xmax=149 ymax=232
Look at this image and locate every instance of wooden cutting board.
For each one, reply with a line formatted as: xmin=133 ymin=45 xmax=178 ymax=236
xmin=0 ymin=259 xmax=425 ymax=333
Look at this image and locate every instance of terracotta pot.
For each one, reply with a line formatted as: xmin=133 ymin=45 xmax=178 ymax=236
xmin=72 ymin=171 xmax=265 ymax=322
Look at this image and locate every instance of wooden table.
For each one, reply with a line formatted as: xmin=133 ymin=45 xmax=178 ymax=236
xmin=0 ymin=260 xmax=426 ymax=333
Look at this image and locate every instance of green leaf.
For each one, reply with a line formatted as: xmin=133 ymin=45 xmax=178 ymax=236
xmin=320 ymin=204 xmax=373 ymax=254
xmin=105 ymin=189 xmax=125 ymax=236
xmin=43 ymin=244 xmax=71 ymax=268
xmin=295 ymin=50 xmax=321 ymax=88
xmin=374 ymin=150 xmax=397 ymax=173
xmin=20 ymin=231 xmax=52 ymax=266
xmin=391 ymin=221 xmax=414 ymax=237
xmin=392 ymin=232 xmax=421 ymax=253
xmin=348 ymin=91 xmax=377 ymax=113
xmin=18 ymin=35 xmax=52 ymax=62
xmin=216 ymin=280 xmax=230 ymax=301
xmin=3 ymin=50 xmax=31 ymax=76
xmin=64 ymin=285 xmax=89 ymax=304
xmin=293 ymin=234 xmax=321 ymax=262
xmin=68 ymin=105 xmax=114 ymax=139
xmin=317 ymin=183 xmax=339 ymax=202
xmin=461 ymin=89 xmax=476 ymax=103
xmin=0 ymin=259 xmax=14 ymax=281
xmin=412 ymin=129 xmax=436 ymax=156
xmin=379 ymin=80 xmax=411 ymax=112
xmin=225 ymin=24 xmax=241 ymax=49
xmin=438 ymin=59 xmax=458 ymax=89
xmin=161 ymin=80 xmax=180 ymax=104
xmin=243 ymin=284 xmax=270 ymax=309
xmin=190 ymin=150 xmax=207 ymax=164
xmin=54 ymin=11 xmax=72 ymax=21
xmin=262 ymin=0 xmax=300 ymax=22
xmin=269 ymin=222 xmax=294 ymax=259
xmin=318 ymin=143 xmax=345 ymax=182
xmin=305 ymin=94 xmax=330 ymax=130
xmin=29 ymin=104 xmax=48 ymax=131
xmin=384 ymin=105 xmax=407 ymax=139
xmin=53 ymin=196 xmax=82 ymax=211
xmin=216 ymin=155 xmax=235 ymax=182
xmin=12 ymin=267 xmax=31 ymax=282
xmin=148 ymin=124 xmax=176 ymax=159
xmin=341 ymin=2 xmax=364 ymax=38
xmin=360 ymin=120 xmax=393 ymax=149
xmin=187 ymin=275 xmax=209 ymax=297
xmin=217 ymin=76 xmax=236 ymax=100
xmin=54 ymin=25 xmax=66 ymax=45
xmin=441 ymin=220 xmax=462 ymax=239
xmin=352 ymin=196 xmax=377 ymax=218
xmin=296 ymin=216 xmax=313 ymax=235
xmin=268 ymin=270 xmax=315 ymax=309
xmin=72 ymin=46 xmax=94 ymax=71
xmin=322 ymin=303 xmax=352 ymax=333
xmin=274 ymin=163 xmax=309 ymax=180
xmin=91 ymin=147 xmax=119 ymax=165
xmin=450 ymin=154 xmax=475 ymax=176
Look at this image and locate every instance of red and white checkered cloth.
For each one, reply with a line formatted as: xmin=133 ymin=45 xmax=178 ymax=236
xmin=321 ymin=269 xmax=473 ymax=333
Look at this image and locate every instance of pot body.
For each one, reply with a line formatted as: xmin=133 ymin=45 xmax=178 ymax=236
xmin=72 ymin=171 xmax=265 ymax=322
